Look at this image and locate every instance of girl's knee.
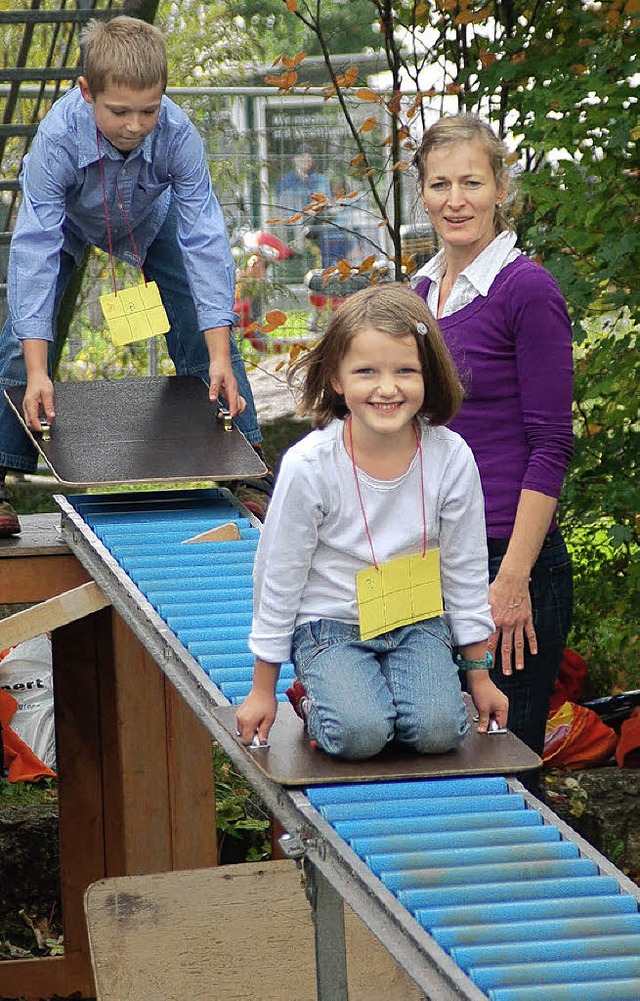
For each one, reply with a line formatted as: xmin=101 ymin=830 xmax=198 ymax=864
xmin=404 ymin=708 xmax=468 ymax=755
xmin=314 ymin=712 xmax=392 ymax=761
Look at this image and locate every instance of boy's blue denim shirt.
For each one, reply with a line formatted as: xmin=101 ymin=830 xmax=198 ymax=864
xmin=8 ymin=86 xmax=236 ymax=340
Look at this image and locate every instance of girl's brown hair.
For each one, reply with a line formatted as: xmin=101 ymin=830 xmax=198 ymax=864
xmin=288 ymin=282 xmax=463 ymax=427
xmin=80 ymin=16 xmax=167 ymax=95
xmin=413 ymin=113 xmax=511 ymax=234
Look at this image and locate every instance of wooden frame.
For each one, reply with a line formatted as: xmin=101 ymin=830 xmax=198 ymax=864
xmin=0 ymin=516 xmax=217 ymax=999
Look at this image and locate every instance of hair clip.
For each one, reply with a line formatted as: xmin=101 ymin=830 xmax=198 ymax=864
xmin=416 ymin=321 xmax=428 ymax=337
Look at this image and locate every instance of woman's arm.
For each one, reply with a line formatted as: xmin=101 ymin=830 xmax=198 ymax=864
xmin=488 ymin=488 xmax=558 ymax=673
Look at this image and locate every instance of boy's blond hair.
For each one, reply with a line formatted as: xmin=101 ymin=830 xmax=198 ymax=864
xmin=80 ymin=15 xmax=167 ymax=95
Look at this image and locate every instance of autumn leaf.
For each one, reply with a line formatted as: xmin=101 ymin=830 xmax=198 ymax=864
xmin=285 ymin=0 xmax=297 ymax=11
xmin=355 ymin=88 xmax=380 ymax=102
xmin=262 ymin=310 xmax=287 ymax=332
xmin=358 ymin=255 xmax=377 ymax=272
xmin=359 ymin=117 xmax=378 ymax=134
xmin=350 ymin=153 xmax=366 ymax=166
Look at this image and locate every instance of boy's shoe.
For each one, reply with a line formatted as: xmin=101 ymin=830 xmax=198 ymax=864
xmin=0 ymin=484 xmax=21 ymax=537
xmin=286 ymin=679 xmax=310 ymax=724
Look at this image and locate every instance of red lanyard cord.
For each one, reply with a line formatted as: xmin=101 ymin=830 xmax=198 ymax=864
xmin=95 ymin=126 xmax=147 ymax=294
xmin=347 ymin=416 xmax=427 ymax=572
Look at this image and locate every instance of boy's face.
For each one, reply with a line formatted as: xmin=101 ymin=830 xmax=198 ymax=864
xmin=78 ymin=77 xmax=163 ymax=153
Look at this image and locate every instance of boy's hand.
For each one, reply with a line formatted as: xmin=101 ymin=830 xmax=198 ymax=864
xmin=23 ymin=373 xmax=56 ymax=432
xmin=236 ymin=690 xmax=277 ymax=746
xmin=208 ymin=357 xmax=247 ymax=419
xmin=467 ymin=672 xmax=509 ymax=733
xmin=204 ymin=326 xmax=247 ymax=418
xmin=22 ymin=339 xmax=55 ymax=431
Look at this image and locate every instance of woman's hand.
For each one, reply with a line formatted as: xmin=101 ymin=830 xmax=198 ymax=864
xmin=467 ymin=672 xmax=509 ymax=732
xmin=488 ymin=569 xmax=537 ymax=675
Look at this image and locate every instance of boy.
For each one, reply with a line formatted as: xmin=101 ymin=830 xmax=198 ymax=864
xmin=0 ymin=15 xmax=263 ymax=536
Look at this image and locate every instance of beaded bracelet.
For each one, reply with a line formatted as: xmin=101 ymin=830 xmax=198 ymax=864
xmin=456 ymin=651 xmax=493 ymax=671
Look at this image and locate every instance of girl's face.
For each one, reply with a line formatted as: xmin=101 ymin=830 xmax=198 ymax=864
xmin=331 ymin=327 xmax=424 ymax=441
xmin=421 ymin=139 xmax=507 ymax=261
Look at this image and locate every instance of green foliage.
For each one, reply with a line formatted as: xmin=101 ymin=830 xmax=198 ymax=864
xmin=0 ymin=776 xmax=57 ymax=805
xmin=213 ymin=742 xmax=270 ymax=862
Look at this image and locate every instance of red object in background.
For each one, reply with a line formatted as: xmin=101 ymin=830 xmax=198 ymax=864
xmin=615 ymin=707 xmax=640 ymax=768
xmin=234 ymin=230 xmax=296 ymax=338
xmin=549 ymin=647 xmax=588 ymax=713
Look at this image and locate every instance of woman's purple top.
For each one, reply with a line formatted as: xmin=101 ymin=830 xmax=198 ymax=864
xmin=415 ymin=256 xmax=574 ymax=538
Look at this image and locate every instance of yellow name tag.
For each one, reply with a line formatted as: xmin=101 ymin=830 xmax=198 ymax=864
xmin=356 ymin=548 xmax=443 ymax=641
xmin=100 ymin=281 xmax=170 ymax=346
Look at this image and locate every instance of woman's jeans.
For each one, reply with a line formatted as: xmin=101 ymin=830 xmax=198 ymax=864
xmin=489 ymin=527 xmax=573 ymax=759
xmin=292 ymin=616 xmax=468 ymax=761
xmin=0 ymin=201 xmax=261 ymax=473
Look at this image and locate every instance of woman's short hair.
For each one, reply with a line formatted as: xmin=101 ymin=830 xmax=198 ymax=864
xmin=413 ymin=114 xmax=511 ymax=234
xmin=80 ymin=15 xmax=167 ymax=95
xmin=289 ymin=282 xmax=463 ymax=427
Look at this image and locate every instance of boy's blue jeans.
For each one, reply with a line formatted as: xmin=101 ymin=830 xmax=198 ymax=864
xmin=292 ymin=616 xmax=469 ymax=761
xmin=0 ymin=202 xmax=261 ymax=473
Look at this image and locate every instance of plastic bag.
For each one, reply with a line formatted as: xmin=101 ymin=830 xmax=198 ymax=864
xmin=0 ymin=634 xmax=56 ymax=770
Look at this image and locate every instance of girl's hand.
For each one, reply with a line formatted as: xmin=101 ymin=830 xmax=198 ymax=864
xmin=467 ymin=672 xmax=509 ymax=732
xmin=488 ymin=569 xmax=537 ymax=675
xmin=235 ymin=690 xmax=277 ymax=746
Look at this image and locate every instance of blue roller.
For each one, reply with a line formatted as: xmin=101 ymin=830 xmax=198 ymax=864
xmin=318 ymin=793 xmax=526 ymax=823
xmin=367 ymin=841 xmax=578 ymax=876
xmin=418 ymin=892 xmax=637 ymax=931
xmin=349 ymin=824 xmax=559 ymax=856
xmin=472 ymin=954 xmax=640 ymax=991
xmin=308 ymin=776 xmax=508 ymax=805
xmin=488 ymin=980 xmax=640 ymax=1001
xmin=432 ymin=910 xmax=640 ymax=949
xmin=453 ymin=932 xmax=640 ymax=970
xmin=410 ymin=876 xmax=622 ymax=915
xmin=333 ymin=809 xmax=543 ymax=840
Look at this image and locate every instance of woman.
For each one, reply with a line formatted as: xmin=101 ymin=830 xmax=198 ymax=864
xmin=412 ymin=114 xmax=574 ymax=772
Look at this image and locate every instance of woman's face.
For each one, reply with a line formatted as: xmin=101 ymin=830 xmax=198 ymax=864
xmin=421 ymin=139 xmax=507 ymax=261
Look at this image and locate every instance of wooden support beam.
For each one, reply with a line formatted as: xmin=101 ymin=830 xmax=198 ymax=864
xmin=0 ymin=581 xmax=110 ymax=650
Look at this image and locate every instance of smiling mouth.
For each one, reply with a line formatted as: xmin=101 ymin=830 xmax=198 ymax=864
xmin=445 ymin=216 xmax=473 ymax=224
xmin=370 ymin=401 xmax=402 ymax=410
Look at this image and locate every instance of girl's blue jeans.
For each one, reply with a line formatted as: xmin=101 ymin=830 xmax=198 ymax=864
xmin=292 ymin=616 xmax=469 ymax=761
xmin=489 ymin=527 xmax=573 ymax=758
xmin=0 ymin=201 xmax=261 ymax=473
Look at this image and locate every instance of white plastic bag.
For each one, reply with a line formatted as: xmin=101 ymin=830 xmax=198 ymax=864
xmin=0 ymin=634 xmax=56 ymax=770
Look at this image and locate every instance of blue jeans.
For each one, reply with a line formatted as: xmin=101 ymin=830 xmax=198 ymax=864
xmin=0 ymin=201 xmax=261 ymax=472
xmin=292 ymin=617 xmax=468 ymax=761
xmin=489 ymin=528 xmax=573 ymax=758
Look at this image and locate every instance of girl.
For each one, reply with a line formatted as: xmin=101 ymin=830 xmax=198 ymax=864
xmin=236 ymin=283 xmax=507 ymax=760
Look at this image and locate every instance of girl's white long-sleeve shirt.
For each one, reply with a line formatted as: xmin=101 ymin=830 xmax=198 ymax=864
xmin=249 ymin=418 xmax=494 ymax=664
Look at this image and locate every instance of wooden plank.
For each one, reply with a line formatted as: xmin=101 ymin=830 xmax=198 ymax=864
xmin=53 ymin=612 xmax=113 ymax=991
xmin=84 ymin=861 xmax=425 ymax=1001
xmin=108 ymin=614 xmax=174 ymax=875
xmin=165 ymin=682 xmax=217 ymax=869
xmin=1 ymin=554 xmax=91 ymax=603
xmin=0 ymin=953 xmax=94 ymax=999
xmin=0 ymin=581 xmax=110 ymax=649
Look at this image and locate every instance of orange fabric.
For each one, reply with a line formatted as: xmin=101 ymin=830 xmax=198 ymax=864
xmin=615 ymin=706 xmax=640 ymax=768
xmin=543 ymin=700 xmax=618 ymax=770
xmin=0 ymin=688 xmax=56 ymax=783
